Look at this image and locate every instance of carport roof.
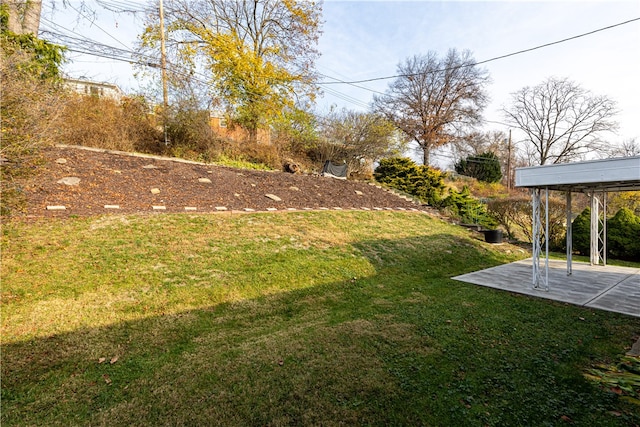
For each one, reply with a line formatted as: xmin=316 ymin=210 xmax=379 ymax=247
xmin=515 ymin=156 xmax=640 ymax=192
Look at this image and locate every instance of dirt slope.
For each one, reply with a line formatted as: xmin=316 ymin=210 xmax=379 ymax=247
xmin=14 ymin=145 xmax=433 ymax=219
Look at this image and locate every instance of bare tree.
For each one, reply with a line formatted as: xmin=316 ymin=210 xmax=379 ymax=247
xmin=503 ymin=77 xmax=618 ymax=165
xmin=605 ymin=138 xmax=640 ymax=158
xmin=451 ymin=130 xmax=508 ymax=160
xmin=315 ymin=108 xmax=405 ymax=177
xmin=373 ymin=49 xmax=490 ymax=166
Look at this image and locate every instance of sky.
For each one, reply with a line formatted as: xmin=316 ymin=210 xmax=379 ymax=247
xmin=42 ymin=0 xmax=640 ymax=165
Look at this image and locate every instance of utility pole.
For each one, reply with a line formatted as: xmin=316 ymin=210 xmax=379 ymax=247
xmin=506 ymin=129 xmax=512 ymax=190
xmin=159 ymin=0 xmax=169 ymax=145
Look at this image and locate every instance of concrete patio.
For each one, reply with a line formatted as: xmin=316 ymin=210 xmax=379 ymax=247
xmin=453 ymin=259 xmax=640 ymax=318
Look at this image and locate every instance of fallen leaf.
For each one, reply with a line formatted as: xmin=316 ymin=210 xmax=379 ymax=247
xmin=110 ymin=356 xmax=119 ymax=364
xmin=560 ymin=415 xmax=572 ymax=422
xmin=103 ymin=374 xmax=112 ymax=385
xmin=278 ymin=360 xmax=284 ymax=366
xmin=98 ymin=357 xmax=106 ymax=364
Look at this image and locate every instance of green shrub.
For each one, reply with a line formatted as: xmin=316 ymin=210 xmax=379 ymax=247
xmin=607 ymin=208 xmax=640 ymax=261
xmin=571 ymin=208 xmax=591 ymax=256
xmin=440 ymin=187 xmax=497 ymax=229
xmin=454 ymin=151 xmax=502 ymax=183
xmin=374 ymin=157 xmax=446 ymax=205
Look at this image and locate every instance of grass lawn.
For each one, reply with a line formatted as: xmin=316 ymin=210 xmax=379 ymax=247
xmin=2 ymin=211 xmax=639 ymax=426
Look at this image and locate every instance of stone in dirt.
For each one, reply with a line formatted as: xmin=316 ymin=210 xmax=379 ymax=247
xmin=151 ymin=188 xmax=161 ymax=194
xmin=55 ymin=158 xmax=67 ymax=164
xmin=355 ymin=190 xmax=363 ymax=195
xmin=57 ymin=177 xmax=81 ymax=186
xmin=142 ymin=164 xmax=158 ymax=169
xmin=265 ymin=194 xmax=282 ymax=202
xmin=198 ymin=178 xmax=212 ymax=183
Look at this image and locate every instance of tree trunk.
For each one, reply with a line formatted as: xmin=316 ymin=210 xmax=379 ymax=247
xmin=248 ymin=126 xmax=258 ymax=144
xmin=423 ymin=146 xmax=430 ymax=166
xmin=6 ymin=1 xmax=42 ymax=35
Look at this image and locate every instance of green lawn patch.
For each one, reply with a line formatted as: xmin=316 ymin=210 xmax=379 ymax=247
xmin=2 ymin=211 xmax=638 ymax=425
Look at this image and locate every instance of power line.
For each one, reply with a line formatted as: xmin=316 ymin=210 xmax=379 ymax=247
xmin=67 ymin=1 xmax=132 ymax=50
xmin=317 ymin=72 xmax=386 ymax=96
xmin=318 ymin=17 xmax=640 ymax=86
xmin=319 ymin=85 xmax=371 ymax=109
xmin=95 ymin=0 xmax=148 ymax=14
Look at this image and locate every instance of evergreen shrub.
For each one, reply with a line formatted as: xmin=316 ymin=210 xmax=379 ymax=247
xmin=374 ymin=157 xmax=446 ymax=206
xmin=607 ymin=208 xmax=640 ymax=261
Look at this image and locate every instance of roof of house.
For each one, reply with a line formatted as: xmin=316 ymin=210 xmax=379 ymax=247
xmin=64 ymin=77 xmax=124 ymax=93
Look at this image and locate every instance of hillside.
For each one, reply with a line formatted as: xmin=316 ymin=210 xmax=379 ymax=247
xmin=14 ymin=145 xmax=434 ymax=218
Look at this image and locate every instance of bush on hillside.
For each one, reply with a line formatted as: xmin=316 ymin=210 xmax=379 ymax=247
xmin=374 ymin=157 xmax=446 ymax=205
xmin=1 ymin=7 xmax=66 ymax=215
xmin=489 ymin=195 xmax=566 ymax=247
xmin=607 ymin=208 xmax=640 ymax=261
xmin=454 ymin=151 xmax=502 ymax=183
xmin=440 ymin=187 xmax=497 ymax=229
xmin=571 ymin=208 xmax=591 ymax=256
xmin=58 ymin=95 xmax=162 ymax=153
xmin=165 ymin=107 xmax=217 ymax=156
xmin=487 ymin=196 xmax=530 ymax=239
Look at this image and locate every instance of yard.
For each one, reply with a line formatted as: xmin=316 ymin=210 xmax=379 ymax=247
xmin=2 ymin=211 xmax=638 ymax=425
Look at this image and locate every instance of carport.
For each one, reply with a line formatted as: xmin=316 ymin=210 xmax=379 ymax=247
xmin=453 ymin=156 xmax=640 ymax=318
xmin=515 ymin=156 xmax=640 ymax=290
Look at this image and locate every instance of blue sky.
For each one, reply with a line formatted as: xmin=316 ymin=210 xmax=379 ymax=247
xmin=316 ymin=1 xmax=640 ymax=147
xmin=45 ymin=1 xmax=640 ymax=161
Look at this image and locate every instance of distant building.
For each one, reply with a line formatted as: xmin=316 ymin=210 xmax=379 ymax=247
xmin=64 ymin=78 xmax=124 ymax=102
xmin=209 ymin=109 xmax=271 ymax=145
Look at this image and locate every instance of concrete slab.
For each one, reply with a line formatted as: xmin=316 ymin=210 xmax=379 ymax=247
xmin=453 ymin=259 xmax=640 ymax=318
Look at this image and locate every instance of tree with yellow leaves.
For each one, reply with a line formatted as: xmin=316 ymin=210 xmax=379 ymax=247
xmin=141 ymin=0 xmax=322 ymax=144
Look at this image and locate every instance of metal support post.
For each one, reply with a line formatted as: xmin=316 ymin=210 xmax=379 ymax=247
xmin=566 ymin=191 xmax=572 ymax=276
xmin=601 ymin=191 xmax=607 ymax=266
xmin=589 ymin=191 xmax=607 ymax=266
xmin=544 ymin=187 xmax=549 ymax=289
xmin=532 ymin=188 xmax=549 ymax=291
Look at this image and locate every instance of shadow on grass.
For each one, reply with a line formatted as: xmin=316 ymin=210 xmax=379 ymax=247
xmin=3 ymin=233 xmax=639 ymax=426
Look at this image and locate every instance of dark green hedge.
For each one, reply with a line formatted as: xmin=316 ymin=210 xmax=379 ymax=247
xmin=454 ymin=151 xmax=502 ymax=183
xmin=374 ymin=157 xmax=446 ymax=206
xmin=571 ymin=207 xmax=640 ymax=261
xmin=607 ymin=208 xmax=640 ymax=261
xmin=374 ymin=157 xmax=496 ymax=229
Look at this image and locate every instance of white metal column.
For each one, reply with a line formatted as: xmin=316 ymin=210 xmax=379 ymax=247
xmin=589 ymin=191 xmax=607 ymax=266
xmin=532 ymin=188 xmax=549 ymax=291
xmin=566 ymin=191 xmax=572 ymax=276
